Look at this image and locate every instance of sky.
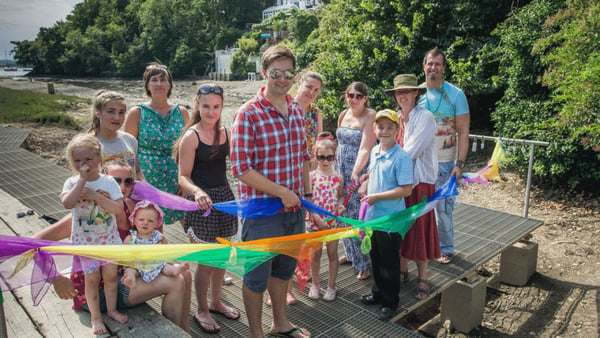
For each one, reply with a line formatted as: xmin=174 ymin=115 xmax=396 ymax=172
xmin=0 ymin=0 xmax=82 ymax=59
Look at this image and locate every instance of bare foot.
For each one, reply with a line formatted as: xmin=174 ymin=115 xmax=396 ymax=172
xmin=91 ymin=318 xmax=107 ymax=334
xmin=286 ymin=292 xmax=297 ymax=305
xmin=121 ymin=272 xmax=137 ymax=289
xmin=173 ymin=262 xmax=190 ymax=275
xmin=357 ymin=269 xmax=371 ymax=280
xmin=107 ymin=310 xmax=128 ymax=324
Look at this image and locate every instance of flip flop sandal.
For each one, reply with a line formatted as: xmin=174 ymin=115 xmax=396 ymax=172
xmin=209 ymin=306 xmax=240 ymax=320
xmin=269 ymin=326 xmax=309 ymax=337
xmin=194 ymin=316 xmax=220 ymax=334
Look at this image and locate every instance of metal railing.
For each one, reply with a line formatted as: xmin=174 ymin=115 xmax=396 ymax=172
xmin=468 ymin=134 xmax=549 ymax=218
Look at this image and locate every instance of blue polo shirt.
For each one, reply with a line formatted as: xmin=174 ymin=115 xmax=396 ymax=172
xmin=365 ymin=143 xmax=413 ymax=221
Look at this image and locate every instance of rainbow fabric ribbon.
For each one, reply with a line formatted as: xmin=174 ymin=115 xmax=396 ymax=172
xmin=463 ymin=140 xmax=507 ymax=186
xmin=0 ymin=177 xmax=458 ymax=305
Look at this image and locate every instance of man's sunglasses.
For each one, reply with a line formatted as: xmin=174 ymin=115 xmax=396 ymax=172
xmin=198 ymin=85 xmax=223 ymax=95
xmin=268 ymin=69 xmax=295 ymax=80
xmin=347 ymin=93 xmax=365 ymax=100
xmin=316 ymin=155 xmax=336 ymax=162
xmin=113 ymin=176 xmax=135 ymax=187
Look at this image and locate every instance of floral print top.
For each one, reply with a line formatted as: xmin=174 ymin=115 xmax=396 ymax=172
xmin=306 ymin=170 xmax=342 ymax=231
xmin=137 ymin=104 xmax=185 ymax=224
xmin=304 ymin=104 xmax=320 ymax=158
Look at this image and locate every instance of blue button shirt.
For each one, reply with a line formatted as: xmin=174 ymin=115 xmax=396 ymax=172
xmin=365 ymin=143 xmax=413 ymax=221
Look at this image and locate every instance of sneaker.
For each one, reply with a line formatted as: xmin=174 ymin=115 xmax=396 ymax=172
xmin=223 ymin=276 xmax=233 ymax=285
xmin=308 ymin=284 xmax=319 ymax=299
xmin=323 ymin=287 xmax=337 ymax=301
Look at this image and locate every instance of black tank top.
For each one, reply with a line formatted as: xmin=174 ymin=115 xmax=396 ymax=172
xmin=190 ymin=128 xmax=229 ymax=189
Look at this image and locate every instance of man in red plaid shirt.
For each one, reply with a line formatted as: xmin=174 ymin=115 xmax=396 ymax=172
xmin=230 ymin=44 xmax=311 ymax=338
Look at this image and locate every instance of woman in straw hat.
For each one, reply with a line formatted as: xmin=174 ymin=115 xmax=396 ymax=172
xmin=385 ymin=74 xmax=440 ymax=299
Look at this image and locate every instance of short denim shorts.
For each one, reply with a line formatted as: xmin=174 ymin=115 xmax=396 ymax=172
xmin=82 ymin=273 xmax=131 ymax=312
xmin=242 ymin=210 xmax=305 ymax=293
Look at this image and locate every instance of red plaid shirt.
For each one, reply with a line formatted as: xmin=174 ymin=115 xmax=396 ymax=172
xmin=230 ymin=87 xmax=309 ymax=201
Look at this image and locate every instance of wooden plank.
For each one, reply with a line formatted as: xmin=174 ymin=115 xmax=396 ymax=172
xmin=0 ymin=189 xmax=189 ymax=337
xmin=1 ymin=290 xmax=41 ymax=338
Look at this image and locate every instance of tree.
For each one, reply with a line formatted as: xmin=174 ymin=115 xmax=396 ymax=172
xmin=488 ymin=0 xmax=599 ymax=189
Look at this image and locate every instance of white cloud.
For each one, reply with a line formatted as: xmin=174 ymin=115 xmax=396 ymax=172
xmin=0 ymin=0 xmax=82 ymax=58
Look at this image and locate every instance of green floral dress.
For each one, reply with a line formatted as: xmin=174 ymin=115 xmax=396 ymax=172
xmin=137 ymin=104 xmax=184 ymax=224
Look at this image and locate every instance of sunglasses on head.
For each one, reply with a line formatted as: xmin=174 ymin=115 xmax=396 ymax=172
xmin=198 ymin=85 xmax=223 ymax=95
xmin=268 ymin=69 xmax=295 ymax=80
xmin=316 ymin=155 xmax=336 ymax=162
xmin=113 ymin=176 xmax=135 ymax=187
xmin=347 ymin=93 xmax=365 ymax=100
xmin=146 ymin=64 xmax=168 ymax=71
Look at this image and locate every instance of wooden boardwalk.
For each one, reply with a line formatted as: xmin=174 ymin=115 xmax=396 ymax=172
xmin=0 ymin=125 xmax=543 ymax=337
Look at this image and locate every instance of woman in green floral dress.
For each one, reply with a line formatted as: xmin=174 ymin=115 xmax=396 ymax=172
xmin=125 ymin=63 xmax=190 ymax=224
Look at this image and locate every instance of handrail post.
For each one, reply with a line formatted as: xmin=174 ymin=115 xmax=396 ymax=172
xmin=523 ymin=145 xmax=536 ymax=218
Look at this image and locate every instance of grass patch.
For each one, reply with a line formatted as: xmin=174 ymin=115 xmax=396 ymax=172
xmin=0 ymin=86 xmax=88 ymax=129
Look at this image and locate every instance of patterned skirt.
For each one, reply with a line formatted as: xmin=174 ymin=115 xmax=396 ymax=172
xmin=184 ymin=185 xmax=238 ymax=243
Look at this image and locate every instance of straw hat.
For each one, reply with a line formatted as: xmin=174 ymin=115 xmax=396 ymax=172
xmin=384 ymin=74 xmax=426 ymax=98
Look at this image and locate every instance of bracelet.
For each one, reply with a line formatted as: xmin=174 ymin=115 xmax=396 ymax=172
xmin=303 ymin=193 xmax=313 ymax=198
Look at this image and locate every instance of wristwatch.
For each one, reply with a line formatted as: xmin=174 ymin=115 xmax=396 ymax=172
xmin=303 ymin=193 xmax=313 ymax=198
xmin=455 ymin=160 xmax=465 ymax=169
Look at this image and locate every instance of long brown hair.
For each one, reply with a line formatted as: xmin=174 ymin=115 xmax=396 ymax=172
xmin=342 ymin=81 xmax=371 ymax=108
xmin=172 ymin=83 xmax=224 ymax=162
xmin=88 ymin=90 xmax=126 ymax=135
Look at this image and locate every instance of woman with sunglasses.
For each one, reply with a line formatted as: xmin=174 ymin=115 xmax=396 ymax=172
xmin=35 ymin=156 xmax=193 ymax=333
xmin=173 ymin=83 xmax=239 ymax=334
xmin=124 ymin=62 xmax=190 ymax=226
xmin=336 ymin=81 xmax=377 ymax=280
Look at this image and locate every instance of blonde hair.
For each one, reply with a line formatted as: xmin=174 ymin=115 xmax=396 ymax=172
xmin=102 ymin=155 xmax=134 ymax=177
xmin=314 ymin=131 xmax=337 ymax=156
xmin=88 ymin=90 xmax=127 ymax=135
xmin=298 ymin=70 xmax=325 ymax=86
xmin=65 ymin=133 xmax=102 ymax=171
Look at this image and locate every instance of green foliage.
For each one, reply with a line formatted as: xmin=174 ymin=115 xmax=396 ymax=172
xmin=0 ymin=87 xmax=83 ymax=129
xmin=12 ymin=0 xmax=273 ymax=77
xmin=238 ymin=37 xmax=259 ymax=55
xmin=488 ymin=0 xmax=600 ymax=190
xmin=230 ymin=49 xmax=256 ymax=79
xmin=303 ymin=0 xmax=514 ymax=124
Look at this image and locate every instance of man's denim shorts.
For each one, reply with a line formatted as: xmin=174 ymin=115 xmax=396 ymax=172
xmin=242 ymin=210 xmax=305 ymax=293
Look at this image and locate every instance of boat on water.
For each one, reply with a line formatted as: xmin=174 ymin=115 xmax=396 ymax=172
xmin=3 ymin=66 xmax=18 ymax=71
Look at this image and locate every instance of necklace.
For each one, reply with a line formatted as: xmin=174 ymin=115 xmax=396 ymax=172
xmin=426 ymin=83 xmax=444 ymax=113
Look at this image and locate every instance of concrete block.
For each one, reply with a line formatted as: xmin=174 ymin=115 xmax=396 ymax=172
xmin=441 ymin=277 xmax=486 ymax=333
xmin=499 ymin=240 xmax=538 ymax=286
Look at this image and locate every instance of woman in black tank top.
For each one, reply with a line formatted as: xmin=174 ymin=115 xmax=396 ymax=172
xmin=173 ymin=83 xmax=240 ymax=333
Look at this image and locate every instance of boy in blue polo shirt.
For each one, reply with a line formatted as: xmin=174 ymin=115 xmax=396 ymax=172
xmin=358 ymin=109 xmax=413 ymax=321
